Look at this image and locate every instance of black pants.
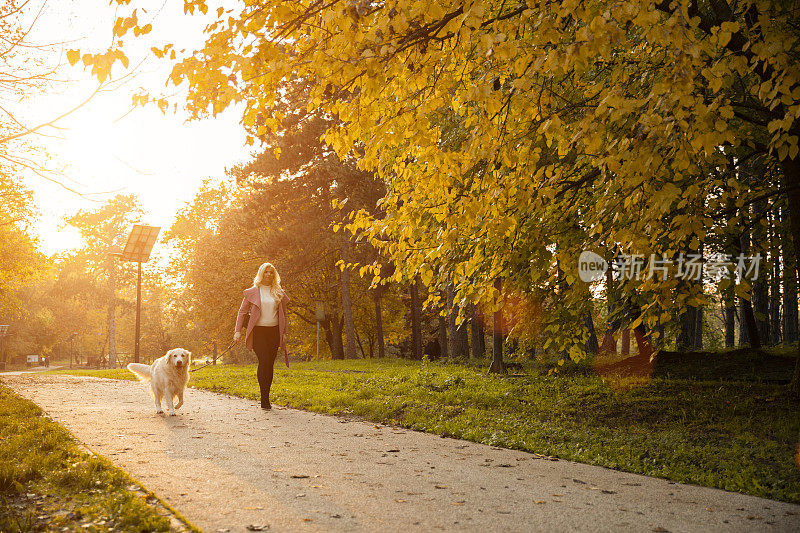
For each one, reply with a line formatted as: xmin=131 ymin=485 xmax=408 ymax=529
xmin=253 ymin=325 xmax=280 ymax=405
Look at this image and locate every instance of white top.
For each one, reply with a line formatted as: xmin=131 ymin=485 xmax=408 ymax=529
xmin=256 ymin=286 xmax=279 ymax=326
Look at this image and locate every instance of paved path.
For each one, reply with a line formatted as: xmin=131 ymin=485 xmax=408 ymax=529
xmin=2 ymin=373 xmax=799 ymax=532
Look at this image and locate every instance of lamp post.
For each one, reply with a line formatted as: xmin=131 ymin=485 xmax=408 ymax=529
xmin=69 ymin=332 xmax=77 ymax=368
xmin=0 ymin=325 xmax=9 ymax=371
xmin=109 ymin=225 xmax=160 ymax=364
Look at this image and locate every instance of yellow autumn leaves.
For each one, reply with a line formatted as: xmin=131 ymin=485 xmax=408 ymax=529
xmin=69 ymin=0 xmax=800 ymax=355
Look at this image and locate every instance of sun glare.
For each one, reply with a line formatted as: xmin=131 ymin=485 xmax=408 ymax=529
xmin=64 ymin=113 xmax=125 ymax=180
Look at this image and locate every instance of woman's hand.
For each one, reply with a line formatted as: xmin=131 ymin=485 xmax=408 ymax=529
xmin=233 ymin=331 xmax=241 ymax=342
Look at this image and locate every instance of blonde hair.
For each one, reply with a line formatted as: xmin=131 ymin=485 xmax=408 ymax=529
xmin=252 ymin=262 xmax=283 ymax=299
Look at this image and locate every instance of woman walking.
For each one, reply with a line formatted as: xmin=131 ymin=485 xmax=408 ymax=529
xmin=234 ymin=262 xmax=289 ymax=409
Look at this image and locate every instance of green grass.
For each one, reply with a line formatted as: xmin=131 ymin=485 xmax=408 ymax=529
xmin=0 ymin=384 xmax=186 ymax=532
xmin=53 ymin=354 xmax=800 ymax=504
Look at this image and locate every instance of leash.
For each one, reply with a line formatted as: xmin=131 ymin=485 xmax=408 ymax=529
xmin=190 ymin=340 xmax=237 ymax=372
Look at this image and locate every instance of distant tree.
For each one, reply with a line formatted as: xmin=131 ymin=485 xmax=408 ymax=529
xmin=68 ymin=195 xmax=143 ymax=368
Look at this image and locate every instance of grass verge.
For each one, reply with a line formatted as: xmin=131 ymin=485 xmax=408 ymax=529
xmin=0 ymin=384 xmax=188 ymax=532
xmin=53 ymin=353 xmax=800 ymax=504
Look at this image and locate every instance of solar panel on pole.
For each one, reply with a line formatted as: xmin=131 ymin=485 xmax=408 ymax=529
xmin=116 ymin=225 xmax=160 ymax=363
xmin=119 ymin=225 xmax=160 ymax=263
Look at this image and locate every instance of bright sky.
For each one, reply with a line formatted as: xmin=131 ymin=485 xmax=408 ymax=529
xmin=12 ymin=0 xmax=251 ymax=256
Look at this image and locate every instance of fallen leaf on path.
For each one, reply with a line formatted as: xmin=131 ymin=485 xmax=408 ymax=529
xmin=291 ymin=474 xmax=310 ymax=479
xmin=246 ymin=525 xmax=269 ymax=531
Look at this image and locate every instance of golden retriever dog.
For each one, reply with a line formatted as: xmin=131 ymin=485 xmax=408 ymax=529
xmin=127 ymin=348 xmax=191 ymax=416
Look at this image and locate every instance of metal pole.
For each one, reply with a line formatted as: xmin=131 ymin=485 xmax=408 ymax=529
xmin=316 ymin=321 xmax=319 ymax=362
xmin=0 ymin=326 xmax=7 ymax=371
xmin=135 ymin=260 xmax=142 ymax=364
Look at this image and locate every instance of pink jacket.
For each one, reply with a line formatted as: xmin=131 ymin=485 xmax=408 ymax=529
xmin=235 ymin=286 xmax=289 ymax=351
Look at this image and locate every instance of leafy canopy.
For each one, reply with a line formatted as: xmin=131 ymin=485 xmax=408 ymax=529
xmin=78 ymin=0 xmax=800 ymax=352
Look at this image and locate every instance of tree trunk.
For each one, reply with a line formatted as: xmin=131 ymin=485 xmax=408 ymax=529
xmin=330 ymin=315 xmax=345 ymax=360
xmin=736 ymin=221 xmax=763 ymax=349
xmin=752 ymin=274 xmax=770 ymax=343
xmin=779 ymin=154 xmax=800 ymax=393
xmin=446 ymin=281 xmax=456 ymax=359
xmin=410 ymin=277 xmax=423 ymax=360
xmin=769 ymin=213 xmax=782 ymax=345
xmin=489 ymin=277 xmax=505 ymax=374
xmin=694 ymin=304 xmax=704 ymax=350
xmin=374 ymin=293 xmax=385 ymax=359
xmin=784 ymin=266 xmax=799 ymax=345
xmin=677 ymin=306 xmax=699 ymax=352
xmin=741 ymin=299 xmax=761 ymax=348
xmin=780 ymin=205 xmax=799 ymax=344
xmin=752 ymin=198 xmax=771 ymax=344
xmin=723 ymin=282 xmax=736 ymax=348
xmin=446 ymin=281 xmax=469 ymax=358
xmin=438 ymin=305 xmax=448 ymax=359
xmin=632 ymin=326 xmax=654 ymax=361
xmin=469 ymin=303 xmax=485 ymax=359
xmin=456 ymin=321 xmax=470 ymax=358
xmin=322 ymin=318 xmax=332 ymax=358
xmin=601 ymin=257 xmax=618 ymax=355
xmin=739 ymin=299 xmax=749 ymax=345
xmin=620 ymin=329 xmax=630 ymax=356
xmin=107 ymin=260 xmax=117 ymax=369
xmin=677 ymin=242 xmax=703 ymax=351
xmin=339 ymin=235 xmax=357 ymax=359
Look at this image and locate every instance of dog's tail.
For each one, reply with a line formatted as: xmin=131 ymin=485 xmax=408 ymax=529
xmin=127 ymin=363 xmax=151 ymax=382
